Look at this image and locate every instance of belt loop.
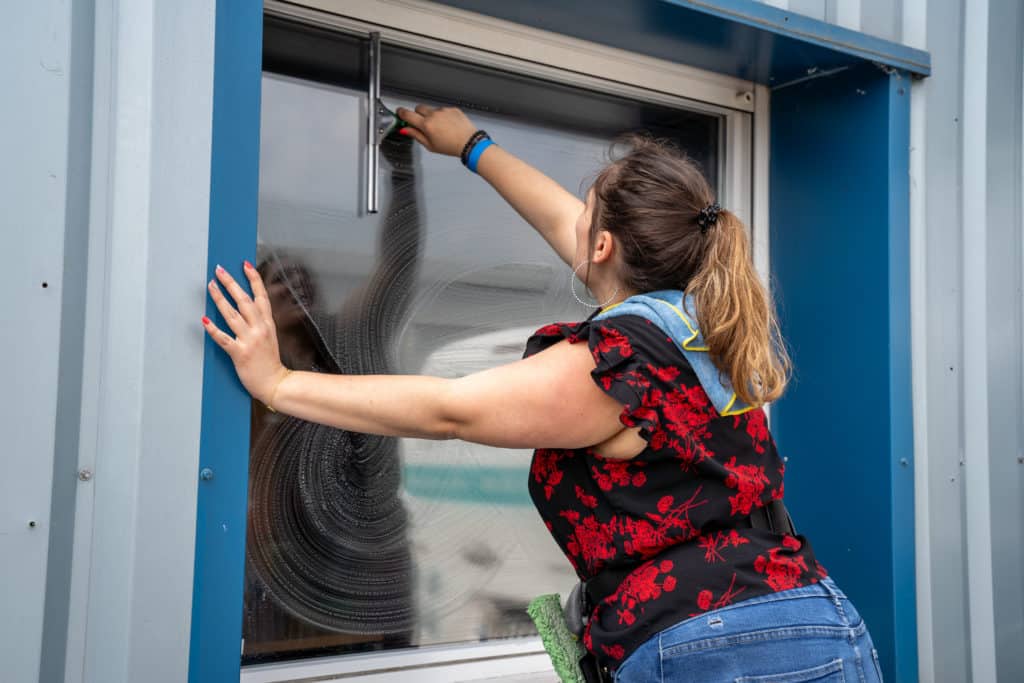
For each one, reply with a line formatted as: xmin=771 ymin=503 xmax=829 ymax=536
xmin=819 ymin=577 xmax=849 ymax=626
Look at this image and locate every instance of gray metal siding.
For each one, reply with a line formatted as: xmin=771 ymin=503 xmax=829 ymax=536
xmin=1 ymin=4 xmax=83 ymax=682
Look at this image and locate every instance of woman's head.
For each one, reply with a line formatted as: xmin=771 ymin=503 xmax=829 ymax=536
xmin=578 ymin=135 xmax=790 ymax=406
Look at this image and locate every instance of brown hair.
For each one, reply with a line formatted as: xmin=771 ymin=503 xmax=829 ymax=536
xmin=588 ymin=135 xmax=790 ymax=406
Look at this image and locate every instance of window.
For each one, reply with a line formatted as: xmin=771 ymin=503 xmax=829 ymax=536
xmin=242 ymin=10 xmax=748 ymax=677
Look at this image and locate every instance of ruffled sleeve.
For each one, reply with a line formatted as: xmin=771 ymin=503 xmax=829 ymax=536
xmin=584 ymin=317 xmax=664 ymax=440
xmin=524 ymin=314 xmax=707 ymax=450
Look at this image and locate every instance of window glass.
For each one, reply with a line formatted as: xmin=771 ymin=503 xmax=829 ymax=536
xmin=244 ymin=59 xmax=719 ymax=664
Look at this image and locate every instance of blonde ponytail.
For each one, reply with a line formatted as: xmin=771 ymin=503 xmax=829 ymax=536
xmin=687 ymin=210 xmax=790 ymax=406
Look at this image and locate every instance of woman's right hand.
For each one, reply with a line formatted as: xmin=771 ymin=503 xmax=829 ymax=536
xmin=395 ymin=105 xmax=478 ymax=157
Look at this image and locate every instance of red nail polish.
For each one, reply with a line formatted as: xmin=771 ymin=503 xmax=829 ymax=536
xmin=244 ymin=260 xmax=253 ymax=270
xmin=399 ymin=128 xmax=409 ymax=136
xmin=202 ymin=316 xmax=210 ymax=325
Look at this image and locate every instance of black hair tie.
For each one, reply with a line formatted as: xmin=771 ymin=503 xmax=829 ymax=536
xmin=460 ymin=130 xmax=490 ymax=167
xmin=697 ymin=203 xmax=721 ymax=234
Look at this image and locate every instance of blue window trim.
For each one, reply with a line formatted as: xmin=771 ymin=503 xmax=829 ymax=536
xmin=189 ymin=2 xmax=262 ymax=681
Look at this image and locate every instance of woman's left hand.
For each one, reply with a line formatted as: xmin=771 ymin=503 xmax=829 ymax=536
xmin=202 ymin=262 xmax=290 ymax=405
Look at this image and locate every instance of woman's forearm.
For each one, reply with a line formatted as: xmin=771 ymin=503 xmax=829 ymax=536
xmin=270 ymin=370 xmax=457 ymax=440
xmin=475 ymin=144 xmax=582 ymax=266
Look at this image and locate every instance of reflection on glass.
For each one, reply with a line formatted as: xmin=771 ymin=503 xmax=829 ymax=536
xmin=243 ymin=72 xmax=719 ymax=664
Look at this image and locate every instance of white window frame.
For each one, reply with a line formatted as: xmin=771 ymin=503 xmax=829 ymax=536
xmin=247 ymin=2 xmax=769 ymax=680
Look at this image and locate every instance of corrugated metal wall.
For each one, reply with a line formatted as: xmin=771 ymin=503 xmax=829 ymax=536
xmin=762 ymin=0 xmax=1024 ymax=681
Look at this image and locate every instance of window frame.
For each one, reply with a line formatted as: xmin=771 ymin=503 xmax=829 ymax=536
xmin=240 ymin=2 xmax=767 ymax=680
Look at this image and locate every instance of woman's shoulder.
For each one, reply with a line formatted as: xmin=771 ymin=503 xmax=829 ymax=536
xmin=524 ymin=313 xmax=692 ymax=373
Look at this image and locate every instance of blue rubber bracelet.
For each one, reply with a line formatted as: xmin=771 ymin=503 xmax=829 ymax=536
xmin=467 ymin=138 xmax=494 ymax=173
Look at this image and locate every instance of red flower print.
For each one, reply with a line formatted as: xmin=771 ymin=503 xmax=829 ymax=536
xmin=563 ymin=515 xmax=617 ymax=571
xmin=531 ymin=448 xmax=568 ymax=500
xmin=754 ymin=545 xmax=810 ymax=592
xmin=575 ymin=484 xmax=598 ymax=509
xmin=533 ymin=323 xmax=568 ymax=337
xmin=697 ymin=529 xmax=750 ymax=563
xmin=743 ymin=409 xmax=769 ymax=454
xmin=559 ymin=509 xmax=580 ymax=524
xmin=608 ymin=559 xmax=678 ymax=627
xmin=691 ymin=574 xmax=747 ymax=615
xmin=661 ymin=386 xmax=715 ymax=441
xmin=591 ymin=459 xmax=647 ymax=492
xmin=601 ymin=644 xmax=626 ymax=660
xmin=593 ymin=326 xmax=633 ymax=359
xmin=668 ymin=436 xmax=707 ymax=470
xmin=648 ymin=364 xmax=681 ymax=382
xmin=722 ymin=457 xmax=769 ymax=515
xmin=621 ymin=518 xmax=668 ymax=558
xmin=646 ymin=488 xmax=707 ymax=541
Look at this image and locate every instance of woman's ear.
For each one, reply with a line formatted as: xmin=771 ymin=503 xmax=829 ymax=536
xmin=590 ymin=229 xmax=616 ymax=264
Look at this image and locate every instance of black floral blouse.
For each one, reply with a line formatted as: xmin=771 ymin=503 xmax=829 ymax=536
xmin=523 ymin=312 xmax=826 ymax=672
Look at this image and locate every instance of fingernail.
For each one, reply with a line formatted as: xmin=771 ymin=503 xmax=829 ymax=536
xmin=202 ymin=316 xmax=210 ymax=325
xmin=215 ymin=264 xmax=224 ymax=274
xmin=398 ymin=128 xmax=409 ymax=136
xmin=244 ymin=260 xmax=253 ymax=270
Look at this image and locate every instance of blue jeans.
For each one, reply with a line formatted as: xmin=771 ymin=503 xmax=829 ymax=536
xmin=612 ymin=577 xmax=882 ymax=682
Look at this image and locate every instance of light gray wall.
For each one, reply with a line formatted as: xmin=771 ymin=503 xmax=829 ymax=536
xmin=1 ymin=4 xmax=85 ymax=682
xmin=912 ymin=0 xmax=1023 ymax=681
xmin=69 ymin=2 xmax=216 ymax=682
xmin=2 ymin=2 xmax=218 ymax=682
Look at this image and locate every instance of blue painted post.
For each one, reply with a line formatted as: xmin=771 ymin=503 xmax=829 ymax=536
xmin=770 ymin=65 xmax=917 ymax=682
xmin=189 ymin=2 xmax=263 ymax=681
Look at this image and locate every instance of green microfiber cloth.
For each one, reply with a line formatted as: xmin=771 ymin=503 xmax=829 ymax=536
xmin=527 ymin=594 xmax=587 ymax=683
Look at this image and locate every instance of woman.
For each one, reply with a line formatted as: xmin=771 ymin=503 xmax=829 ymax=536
xmin=202 ymin=105 xmax=882 ymax=682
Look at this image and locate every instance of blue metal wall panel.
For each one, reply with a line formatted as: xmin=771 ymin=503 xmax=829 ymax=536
xmin=435 ymin=0 xmax=929 ymax=83
xmin=189 ymin=1 xmax=262 ymax=681
xmin=770 ymin=65 xmax=916 ymax=682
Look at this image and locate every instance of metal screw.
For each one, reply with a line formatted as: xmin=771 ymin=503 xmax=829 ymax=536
xmin=28 ymin=520 xmax=37 ymax=528
xmin=78 ymin=469 xmax=92 ymax=482
xmin=899 ymin=458 xmax=909 ymax=467
xmin=200 ymin=467 xmax=214 ymax=481
xmin=782 ymin=456 xmax=789 ymax=463
xmin=1017 ymin=456 xmax=1023 ymax=464
xmin=898 ymin=88 xmax=906 ymax=96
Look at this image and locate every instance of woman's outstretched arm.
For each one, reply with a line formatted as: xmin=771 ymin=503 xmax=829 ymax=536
xmin=203 ymin=262 xmax=626 ymax=449
xmin=395 ymin=104 xmax=582 ymax=267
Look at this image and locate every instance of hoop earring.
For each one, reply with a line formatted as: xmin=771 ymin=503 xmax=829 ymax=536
xmin=570 ymin=262 xmax=618 ymax=308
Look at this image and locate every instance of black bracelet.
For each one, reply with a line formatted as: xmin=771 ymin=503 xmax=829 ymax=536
xmin=460 ymin=130 xmax=489 ymax=166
